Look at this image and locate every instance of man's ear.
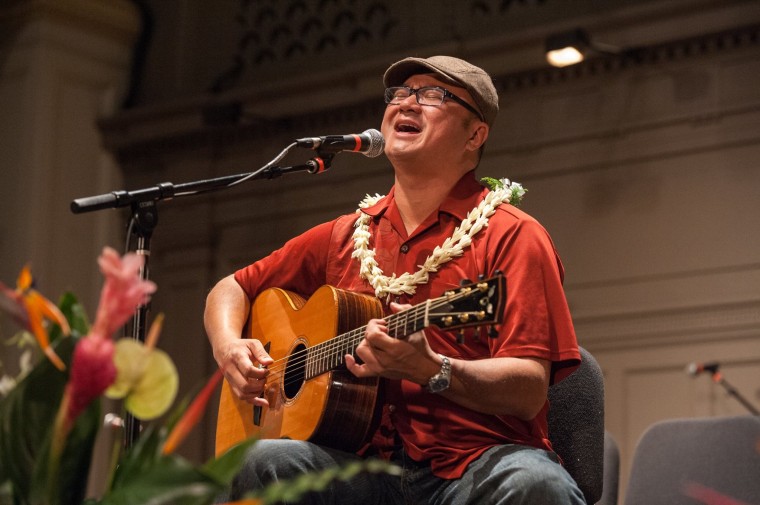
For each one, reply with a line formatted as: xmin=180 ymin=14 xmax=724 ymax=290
xmin=466 ymin=123 xmax=489 ymax=152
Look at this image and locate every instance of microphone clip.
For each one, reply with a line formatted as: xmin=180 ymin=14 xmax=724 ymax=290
xmin=306 ymin=153 xmax=335 ymax=174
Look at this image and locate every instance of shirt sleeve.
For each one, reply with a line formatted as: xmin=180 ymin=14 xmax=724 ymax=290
xmin=233 ymin=220 xmax=335 ymax=301
xmin=486 ymin=209 xmax=580 ymax=383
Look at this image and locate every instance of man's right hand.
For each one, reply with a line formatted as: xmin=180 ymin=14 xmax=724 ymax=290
xmin=204 ymin=274 xmax=273 ymax=405
xmin=215 ymin=337 xmax=273 ymax=405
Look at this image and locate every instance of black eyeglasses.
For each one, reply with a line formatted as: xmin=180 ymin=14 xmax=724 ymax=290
xmin=384 ymin=86 xmax=484 ymax=122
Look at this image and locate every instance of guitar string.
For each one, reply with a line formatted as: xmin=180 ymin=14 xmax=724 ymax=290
xmin=260 ymin=297 xmax=440 ymax=383
xmin=262 ymin=291 xmax=459 ymax=378
xmin=262 ymin=288 xmax=488 ymax=389
xmin=256 ymin=287 xmax=490 ymax=389
xmin=270 ymin=307 xmax=487 ymax=392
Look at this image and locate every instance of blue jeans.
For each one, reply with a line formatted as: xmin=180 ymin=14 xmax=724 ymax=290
xmin=225 ymin=439 xmax=587 ymax=505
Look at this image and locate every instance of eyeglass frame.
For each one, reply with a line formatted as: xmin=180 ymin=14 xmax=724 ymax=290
xmin=384 ymin=86 xmax=485 ymax=123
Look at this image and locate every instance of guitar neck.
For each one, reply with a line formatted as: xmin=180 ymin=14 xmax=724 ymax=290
xmin=305 ymin=302 xmax=430 ymax=380
xmin=303 ymin=275 xmax=504 ymax=381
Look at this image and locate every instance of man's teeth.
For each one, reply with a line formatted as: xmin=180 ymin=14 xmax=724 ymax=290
xmin=398 ymin=124 xmax=420 ymax=132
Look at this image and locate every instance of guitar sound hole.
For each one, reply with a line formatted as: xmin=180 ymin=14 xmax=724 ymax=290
xmin=284 ymin=343 xmax=306 ymax=399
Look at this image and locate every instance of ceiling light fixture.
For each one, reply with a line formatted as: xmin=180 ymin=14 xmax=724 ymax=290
xmin=545 ymin=28 xmax=621 ymax=68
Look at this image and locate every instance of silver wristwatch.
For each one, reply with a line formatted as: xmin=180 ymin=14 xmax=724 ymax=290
xmin=425 ymin=355 xmax=451 ymax=393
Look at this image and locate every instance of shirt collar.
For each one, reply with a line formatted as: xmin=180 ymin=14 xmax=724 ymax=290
xmin=360 ymin=171 xmax=485 ymax=222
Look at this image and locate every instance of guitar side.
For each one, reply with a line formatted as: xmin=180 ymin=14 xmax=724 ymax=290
xmin=215 ymin=285 xmax=384 ymax=457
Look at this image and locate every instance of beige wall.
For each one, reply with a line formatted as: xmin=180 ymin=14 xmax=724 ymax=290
xmin=2 ymin=0 xmax=759 ymax=501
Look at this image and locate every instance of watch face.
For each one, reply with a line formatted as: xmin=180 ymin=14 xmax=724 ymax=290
xmin=429 ymin=376 xmax=450 ymax=393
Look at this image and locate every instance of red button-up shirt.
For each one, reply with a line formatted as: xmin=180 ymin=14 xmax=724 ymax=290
xmin=234 ymin=172 xmax=580 ymax=478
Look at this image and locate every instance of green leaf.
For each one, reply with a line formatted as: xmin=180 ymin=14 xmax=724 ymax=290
xmin=0 ymin=337 xmax=73 ymax=503
xmin=30 ymin=397 xmax=100 ymax=505
xmin=99 ymin=455 xmax=224 ymax=505
xmin=103 ymin=424 xmax=231 ymax=505
xmin=0 ymin=481 xmax=15 ymax=505
xmin=52 ymin=292 xmax=90 ymax=341
xmin=201 ymin=438 xmax=257 ymax=484
xmin=480 ymin=176 xmax=502 ymax=190
xmin=0 ymin=324 xmax=99 ymax=505
xmin=106 ymin=423 xmax=164 ymax=491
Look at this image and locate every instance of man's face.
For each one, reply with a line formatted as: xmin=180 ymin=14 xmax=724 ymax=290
xmin=381 ymin=74 xmax=487 ymax=172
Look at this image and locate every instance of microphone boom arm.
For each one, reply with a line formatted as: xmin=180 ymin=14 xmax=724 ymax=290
xmin=71 ymin=144 xmax=333 ymax=214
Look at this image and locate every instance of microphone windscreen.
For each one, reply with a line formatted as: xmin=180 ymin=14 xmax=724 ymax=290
xmin=363 ymin=129 xmax=385 ymax=158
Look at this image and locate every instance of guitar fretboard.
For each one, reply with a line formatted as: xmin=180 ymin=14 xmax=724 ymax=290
xmin=304 ymin=300 xmax=434 ymax=380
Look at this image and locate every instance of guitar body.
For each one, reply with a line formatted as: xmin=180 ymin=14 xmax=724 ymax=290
xmin=215 ymin=285 xmax=384 ymax=457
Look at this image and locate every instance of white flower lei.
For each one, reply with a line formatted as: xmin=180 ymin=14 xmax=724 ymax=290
xmin=351 ymin=178 xmax=526 ymax=301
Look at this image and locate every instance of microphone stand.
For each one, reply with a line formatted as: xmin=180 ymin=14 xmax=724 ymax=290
xmin=71 ymin=155 xmax=333 ymax=214
xmin=709 ymin=371 xmax=760 ymax=416
xmin=71 ymin=145 xmax=335 ymax=450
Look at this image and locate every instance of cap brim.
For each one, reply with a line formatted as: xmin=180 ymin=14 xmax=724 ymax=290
xmin=383 ymin=58 xmax=462 ymax=88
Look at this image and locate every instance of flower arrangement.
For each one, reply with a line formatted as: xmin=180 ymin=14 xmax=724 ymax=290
xmin=0 ymin=247 xmax=253 ymax=505
xmin=0 ymin=247 xmax=397 ymax=505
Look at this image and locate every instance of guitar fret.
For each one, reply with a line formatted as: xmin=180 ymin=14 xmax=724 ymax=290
xmin=306 ymin=347 xmax=313 ymax=380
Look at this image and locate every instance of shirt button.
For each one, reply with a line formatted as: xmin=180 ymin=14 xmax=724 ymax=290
xmin=400 ymin=244 xmax=409 ymax=253
xmin=388 ymin=404 xmax=396 ymax=412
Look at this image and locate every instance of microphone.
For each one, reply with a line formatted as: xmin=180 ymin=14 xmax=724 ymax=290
xmin=295 ymin=129 xmax=385 ymax=158
xmin=686 ymin=361 xmax=720 ymax=376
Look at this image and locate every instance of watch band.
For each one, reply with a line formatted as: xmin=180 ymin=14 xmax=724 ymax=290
xmin=424 ymin=354 xmax=451 ymax=393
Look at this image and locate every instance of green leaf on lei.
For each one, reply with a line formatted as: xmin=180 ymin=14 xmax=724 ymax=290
xmin=480 ymin=176 xmax=502 ymax=191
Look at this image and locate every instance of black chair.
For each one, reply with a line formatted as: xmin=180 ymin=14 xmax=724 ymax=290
xmin=547 ymin=346 xmax=605 ymax=504
xmin=624 ymin=415 xmax=760 ymax=505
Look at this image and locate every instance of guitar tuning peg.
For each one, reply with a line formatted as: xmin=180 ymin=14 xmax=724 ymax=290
xmin=459 ymin=278 xmax=473 ymax=287
xmin=457 ymin=329 xmax=466 ymax=344
xmin=488 ymin=326 xmax=499 ymax=339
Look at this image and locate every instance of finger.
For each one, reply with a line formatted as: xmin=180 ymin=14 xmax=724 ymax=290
xmin=366 ymin=319 xmax=387 ymax=334
xmin=235 ymin=342 xmax=271 ymax=381
xmin=354 ymin=343 xmax=383 ymax=370
xmin=248 ymin=339 xmax=274 ymax=366
xmin=252 ymin=396 xmax=269 ymax=408
xmin=236 ymin=378 xmax=265 ymax=397
xmin=389 ymin=301 xmax=412 ymax=313
xmin=241 ymin=393 xmax=270 ymax=407
xmin=223 ymin=366 xmax=252 ymax=393
xmin=345 ymin=354 xmax=373 ymax=378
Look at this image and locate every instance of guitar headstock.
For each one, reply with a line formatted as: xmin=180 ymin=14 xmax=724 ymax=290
xmin=427 ymin=273 xmax=506 ymax=334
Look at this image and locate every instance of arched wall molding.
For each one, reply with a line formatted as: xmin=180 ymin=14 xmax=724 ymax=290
xmin=498 ymin=23 xmax=760 ymax=92
xmin=101 ymin=22 xmax=760 ymax=162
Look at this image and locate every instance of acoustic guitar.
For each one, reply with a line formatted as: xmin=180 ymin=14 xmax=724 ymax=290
xmin=215 ymin=274 xmax=506 ymax=457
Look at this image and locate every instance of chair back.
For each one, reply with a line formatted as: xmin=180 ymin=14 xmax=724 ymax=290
xmin=597 ymin=431 xmax=620 ymax=505
xmin=624 ymin=415 xmax=760 ymax=505
xmin=547 ymin=346 xmax=605 ymax=504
